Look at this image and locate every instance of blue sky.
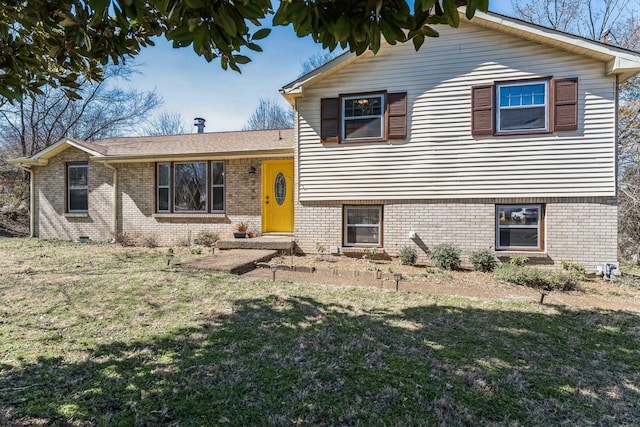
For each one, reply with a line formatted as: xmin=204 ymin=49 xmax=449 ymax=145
xmin=124 ymin=3 xmax=515 ymax=133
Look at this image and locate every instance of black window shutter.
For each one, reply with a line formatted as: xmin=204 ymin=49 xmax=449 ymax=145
xmin=320 ymin=97 xmax=339 ymax=142
xmin=553 ymin=78 xmax=578 ymax=131
xmin=471 ymin=85 xmax=494 ymax=136
xmin=388 ymin=92 xmax=407 ymax=139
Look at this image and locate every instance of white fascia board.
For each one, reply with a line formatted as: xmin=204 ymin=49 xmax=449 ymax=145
xmin=466 ymin=9 xmax=640 ymax=79
xmin=7 ymin=157 xmax=48 ymax=166
xmin=96 ymin=148 xmax=295 ymax=164
xmin=31 ymin=137 xmax=104 ymax=161
xmin=280 ymin=51 xmax=358 ymax=105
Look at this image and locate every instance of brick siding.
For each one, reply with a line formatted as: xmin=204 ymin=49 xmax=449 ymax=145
xmin=33 ymin=147 xmax=113 ymax=241
xmin=32 ymin=148 xmax=617 ymax=271
xmin=294 ymin=198 xmax=618 ymax=272
xmin=32 ymin=152 xmax=292 ymax=245
xmin=117 ymin=157 xmax=268 ymax=245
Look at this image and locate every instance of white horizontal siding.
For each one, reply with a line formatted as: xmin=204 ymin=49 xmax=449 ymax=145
xmin=296 ymin=21 xmax=617 ymax=201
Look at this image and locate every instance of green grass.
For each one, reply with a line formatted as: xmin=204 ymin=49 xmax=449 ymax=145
xmin=1 ymin=239 xmax=639 ymax=425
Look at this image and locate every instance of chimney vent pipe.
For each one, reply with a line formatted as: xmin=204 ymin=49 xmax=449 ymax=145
xmin=194 ymin=117 xmax=206 ymax=133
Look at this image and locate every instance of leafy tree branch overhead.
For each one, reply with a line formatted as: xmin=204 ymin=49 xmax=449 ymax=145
xmin=0 ymin=0 xmax=488 ymax=101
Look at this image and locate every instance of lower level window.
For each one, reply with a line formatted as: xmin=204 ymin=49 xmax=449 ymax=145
xmin=344 ymin=205 xmax=382 ymax=246
xmin=496 ymin=205 xmax=543 ymax=250
xmin=67 ymin=162 xmax=88 ymax=212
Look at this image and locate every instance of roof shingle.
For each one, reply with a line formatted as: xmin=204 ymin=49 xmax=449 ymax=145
xmin=78 ymin=129 xmax=295 ymax=158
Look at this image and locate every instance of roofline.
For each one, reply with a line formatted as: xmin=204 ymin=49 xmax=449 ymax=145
xmin=7 ymin=158 xmax=47 ymax=167
xmin=280 ymin=8 xmax=640 ymax=98
xmin=469 ymin=9 xmax=640 ymax=81
xmin=36 ymin=137 xmax=105 ymax=159
xmin=7 ymin=137 xmax=104 ymax=167
xmin=94 ymin=147 xmax=294 ymax=163
xmin=280 ymin=50 xmax=358 ymax=106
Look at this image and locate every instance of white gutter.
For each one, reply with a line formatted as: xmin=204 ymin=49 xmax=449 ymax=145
xmin=90 ymin=148 xmax=294 ymax=164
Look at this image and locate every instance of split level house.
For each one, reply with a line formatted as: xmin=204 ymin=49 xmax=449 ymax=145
xmin=10 ymin=10 xmax=640 ymax=271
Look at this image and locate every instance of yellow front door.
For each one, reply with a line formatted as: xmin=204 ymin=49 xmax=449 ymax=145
xmin=262 ymin=160 xmax=294 ymax=233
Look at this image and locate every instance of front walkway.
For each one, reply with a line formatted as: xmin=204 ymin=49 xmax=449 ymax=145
xmin=180 ymin=249 xmax=278 ymax=274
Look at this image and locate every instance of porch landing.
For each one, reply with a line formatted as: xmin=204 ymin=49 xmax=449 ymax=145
xmin=216 ymin=234 xmax=295 ymax=251
xmin=180 ymin=249 xmax=278 ymax=275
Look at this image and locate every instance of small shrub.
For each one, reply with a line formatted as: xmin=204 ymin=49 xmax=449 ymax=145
xmin=495 ymin=265 xmax=578 ymax=291
xmin=548 ymin=272 xmax=580 ymax=291
xmin=315 ymin=242 xmax=326 ymax=254
xmin=430 ymin=244 xmax=461 ymax=271
xmin=495 ymin=265 xmax=545 ymax=287
xmin=399 ymin=246 xmax=418 ymax=266
xmin=174 ymin=237 xmax=189 ymax=247
xmin=510 ymin=255 xmax=529 ymax=267
xmin=197 ymin=230 xmax=220 ymax=248
xmin=113 ymin=231 xmax=137 ymax=247
xmin=561 ymin=259 xmax=587 ymax=279
xmin=315 ymin=242 xmax=326 ymax=260
xmin=362 ymin=247 xmax=377 ymax=261
xmin=191 ymin=247 xmax=203 ymax=255
xmin=139 ymin=234 xmax=159 ymax=248
xmin=469 ymin=249 xmax=498 ymax=272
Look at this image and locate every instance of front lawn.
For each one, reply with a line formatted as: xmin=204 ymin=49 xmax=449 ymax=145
xmin=1 ymin=239 xmax=638 ymax=425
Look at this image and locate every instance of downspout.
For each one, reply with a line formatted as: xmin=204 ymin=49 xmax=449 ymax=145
xmin=104 ymin=163 xmax=118 ymax=242
xmin=614 ymin=74 xmax=619 ymax=197
xmin=18 ymin=165 xmax=35 ymax=238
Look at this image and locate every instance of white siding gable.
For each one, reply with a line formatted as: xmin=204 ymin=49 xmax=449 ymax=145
xmin=295 ymin=21 xmax=617 ymax=201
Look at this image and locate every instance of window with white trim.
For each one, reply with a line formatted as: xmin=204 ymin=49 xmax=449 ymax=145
xmin=157 ymin=163 xmax=170 ymax=212
xmin=67 ymin=163 xmax=88 ymax=212
xmin=156 ymin=161 xmax=225 ymax=213
xmin=344 ymin=205 xmax=382 ymax=246
xmin=497 ymin=80 xmax=548 ymax=132
xmin=496 ymin=205 xmax=543 ymax=250
xmin=342 ymin=94 xmax=385 ymax=141
xmin=211 ymin=162 xmax=225 ymax=212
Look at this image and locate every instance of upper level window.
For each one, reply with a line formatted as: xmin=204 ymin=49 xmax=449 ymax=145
xmin=496 ymin=205 xmax=543 ymax=251
xmin=497 ymin=81 xmax=548 ymax=132
xmin=320 ymin=92 xmax=407 ymax=143
xmin=342 ymin=94 xmax=385 ymax=141
xmin=157 ymin=161 xmax=225 ymax=213
xmin=67 ymin=163 xmax=88 ymax=213
xmin=471 ymin=78 xmax=578 ymax=136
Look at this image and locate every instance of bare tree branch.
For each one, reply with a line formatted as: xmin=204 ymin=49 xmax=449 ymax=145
xmin=144 ymin=112 xmax=189 ymax=136
xmin=242 ymin=98 xmax=294 ymax=131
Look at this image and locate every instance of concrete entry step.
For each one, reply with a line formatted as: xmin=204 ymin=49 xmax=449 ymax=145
xmin=180 ymin=249 xmax=278 ymax=275
xmin=216 ymin=235 xmax=295 ymax=251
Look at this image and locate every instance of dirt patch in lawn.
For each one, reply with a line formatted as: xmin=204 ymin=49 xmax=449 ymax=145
xmin=244 ymin=254 xmax=640 ymax=313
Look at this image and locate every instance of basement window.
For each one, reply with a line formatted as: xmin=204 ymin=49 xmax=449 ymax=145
xmin=496 ymin=205 xmax=543 ymax=250
xmin=344 ymin=205 xmax=382 ymax=247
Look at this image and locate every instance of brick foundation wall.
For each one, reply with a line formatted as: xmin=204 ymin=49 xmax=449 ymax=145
xmin=294 ymin=198 xmax=617 ymax=271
